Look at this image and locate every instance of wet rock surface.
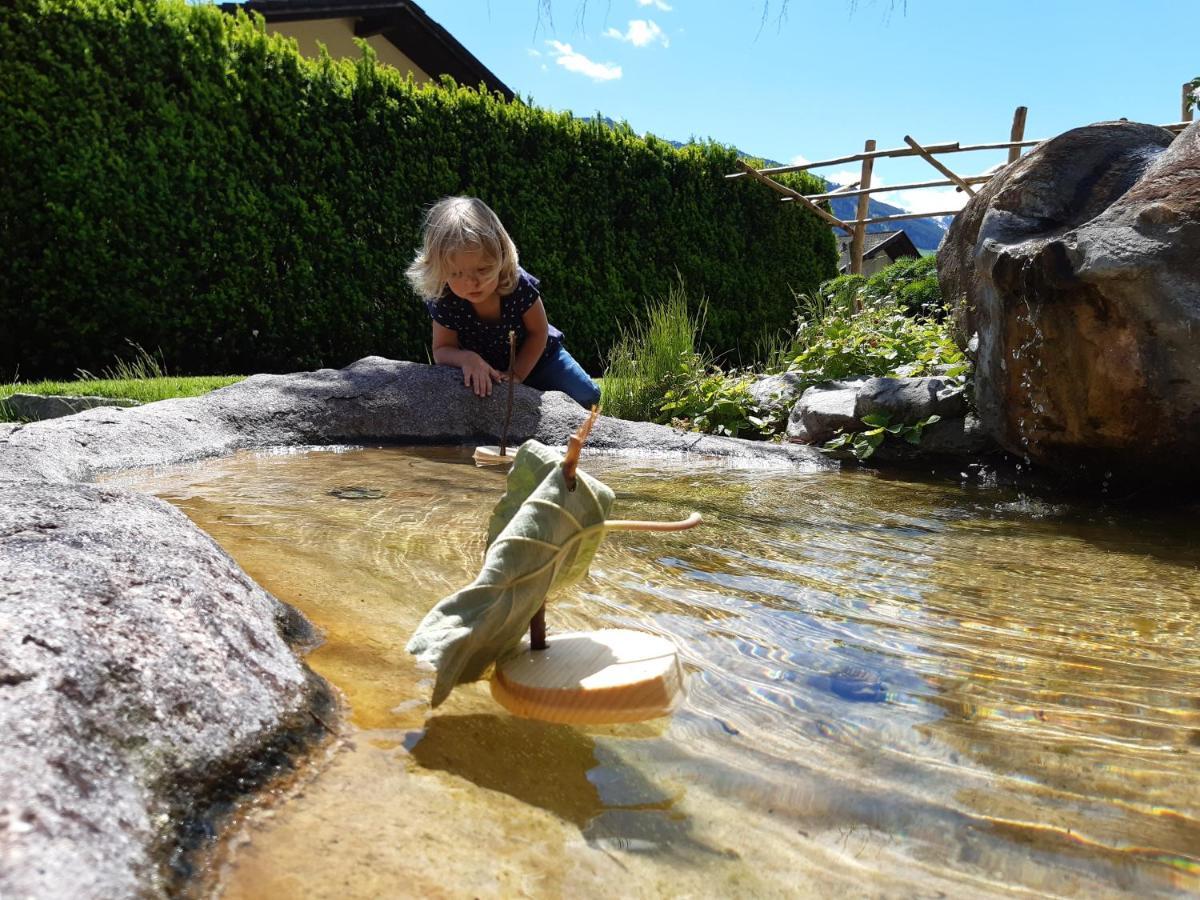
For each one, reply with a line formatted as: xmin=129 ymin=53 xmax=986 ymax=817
xmin=0 ymin=357 xmax=831 ymax=897
xmin=939 ymin=119 xmax=1200 ymax=486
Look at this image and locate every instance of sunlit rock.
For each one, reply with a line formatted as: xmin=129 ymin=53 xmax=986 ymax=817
xmin=939 ymin=120 xmax=1200 ymax=485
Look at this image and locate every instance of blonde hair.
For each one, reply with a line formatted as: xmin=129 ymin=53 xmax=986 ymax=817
xmin=406 ymin=196 xmax=520 ymax=299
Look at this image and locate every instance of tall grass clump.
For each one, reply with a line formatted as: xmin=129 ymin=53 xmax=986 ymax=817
xmin=600 ymin=279 xmax=707 ymax=422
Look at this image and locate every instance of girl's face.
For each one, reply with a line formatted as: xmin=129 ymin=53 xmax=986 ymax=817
xmin=446 ymin=248 xmax=500 ymax=305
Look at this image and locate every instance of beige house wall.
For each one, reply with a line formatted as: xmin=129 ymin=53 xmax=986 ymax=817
xmin=265 ymin=18 xmax=432 ymax=82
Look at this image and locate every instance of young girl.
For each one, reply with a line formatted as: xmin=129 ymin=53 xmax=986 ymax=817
xmin=405 ymin=196 xmax=601 ymax=409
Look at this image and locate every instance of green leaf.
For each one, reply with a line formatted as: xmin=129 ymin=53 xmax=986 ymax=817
xmin=860 ymin=411 xmax=891 ymax=427
xmin=408 ymin=440 xmax=615 ymax=706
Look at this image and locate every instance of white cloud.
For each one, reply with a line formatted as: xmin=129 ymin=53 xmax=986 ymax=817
xmin=546 ymin=41 xmax=622 ymax=81
xmin=827 ymin=169 xmax=865 ymax=187
xmin=604 ymin=19 xmax=668 ymax=47
xmin=636 ymin=0 xmax=673 ymax=9
xmin=788 ymin=154 xmax=810 ymax=166
xmin=878 ymin=187 xmax=969 ymax=215
xmin=527 ymin=48 xmax=542 ymax=58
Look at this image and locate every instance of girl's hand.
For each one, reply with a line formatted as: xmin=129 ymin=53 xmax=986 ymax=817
xmin=462 ymin=354 xmax=504 ymax=397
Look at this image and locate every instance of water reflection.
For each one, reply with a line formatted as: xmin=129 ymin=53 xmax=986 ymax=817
xmin=105 ymin=447 xmax=1200 ymax=897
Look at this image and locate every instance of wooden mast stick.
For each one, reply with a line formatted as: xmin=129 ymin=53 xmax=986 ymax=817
xmin=1008 ymin=106 xmax=1028 ymax=164
xmin=734 ymin=159 xmax=856 ymax=232
xmin=532 ymin=405 xmax=600 ymax=651
xmin=500 ymin=330 xmax=516 ymax=457
xmin=903 ymin=135 xmax=976 ymax=196
xmin=849 ymin=139 xmax=875 ymax=277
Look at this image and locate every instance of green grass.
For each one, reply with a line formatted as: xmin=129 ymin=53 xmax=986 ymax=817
xmin=599 ymin=277 xmax=707 ymax=422
xmin=0 ymin=375 xmax=245 ymax=421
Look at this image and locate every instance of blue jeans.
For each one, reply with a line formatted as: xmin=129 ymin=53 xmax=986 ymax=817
xmin=524 ymin=343 xmax=601 ymax=409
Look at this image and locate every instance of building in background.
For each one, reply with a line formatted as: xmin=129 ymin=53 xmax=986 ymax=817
xmin=836 ymin=230 xmax=921 ymax=276
xmin=220 ymin=0 xmax=514 ymax=101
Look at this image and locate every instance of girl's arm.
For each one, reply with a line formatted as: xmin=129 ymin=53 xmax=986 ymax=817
xmin=512 ymin=299 xmax=551 ymax=382
xmin=431 ymin=322 xmax=504 ymax=397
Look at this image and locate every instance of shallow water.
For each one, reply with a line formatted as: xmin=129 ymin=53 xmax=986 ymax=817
xmin=107 ymin=447 xmax=1200 ymax=897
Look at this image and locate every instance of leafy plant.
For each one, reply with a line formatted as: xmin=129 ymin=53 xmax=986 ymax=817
xmin=789 ymin=300 xmax=967 ymax=388
xmin=659 ymin=368 xmax=780 ymax=439
xmin=822 ymin=411 xmax=943 ymax=461
xmin=600 ymin=278 xmax=708 ymax=422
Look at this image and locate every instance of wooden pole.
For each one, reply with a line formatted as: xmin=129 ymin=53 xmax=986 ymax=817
xmin=844 ymin=209 xmax=964 ymax=227
xmin=1185 ymin=82 xmax=1196 ymax=123
xmin=727 ymin=142 xmax=962 ymax=178
xmin=1008 ymin=106 xmax=1028 ymax=164
xmin=849 ymin=139 xmax=875 ymax=277
xmin=500 ymin=330 xmax=516 ymax=456
xmin=903 ymin=135 xmax=976 ymax=196
xmin=734 ymin=159 xmax=857 ymax=232
xmin=530 ymin=603 xmax=547 ymax=651
xmin=799 ymin=174 xmax=993 ymax=203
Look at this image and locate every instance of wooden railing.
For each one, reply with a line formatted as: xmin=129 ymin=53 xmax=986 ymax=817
xmin=731 ymin=91 xmax=1195 ymax=275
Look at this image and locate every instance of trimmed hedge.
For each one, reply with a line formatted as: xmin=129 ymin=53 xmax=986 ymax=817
xmin=0 ymin=0 xmax=837 ymax=378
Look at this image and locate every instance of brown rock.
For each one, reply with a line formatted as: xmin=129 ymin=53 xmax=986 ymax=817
xmin=938 ymin=120 xmax=1200 ymax=485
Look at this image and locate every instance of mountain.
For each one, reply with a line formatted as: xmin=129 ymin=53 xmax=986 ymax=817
xmin=827 ymin=195 xmax=948 ymax=253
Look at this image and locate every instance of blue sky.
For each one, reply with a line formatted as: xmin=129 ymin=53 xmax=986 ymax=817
xmin=417 ymin=0 xmax=1197 ymax=215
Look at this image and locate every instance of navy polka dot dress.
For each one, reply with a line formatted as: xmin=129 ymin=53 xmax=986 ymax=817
xmin=423 ymin=268 xmax=564 ymax=372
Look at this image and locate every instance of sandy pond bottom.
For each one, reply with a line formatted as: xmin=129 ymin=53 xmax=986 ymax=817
xmin=106 ymin=447 xmax=1200 ymax=898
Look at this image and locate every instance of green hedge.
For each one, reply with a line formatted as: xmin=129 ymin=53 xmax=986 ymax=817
xmin=0 ymin=0 xmax=837 ymax=378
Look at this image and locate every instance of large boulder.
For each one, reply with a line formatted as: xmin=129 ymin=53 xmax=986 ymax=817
xmin=939 ymin=120 xmax=1200 ymax=486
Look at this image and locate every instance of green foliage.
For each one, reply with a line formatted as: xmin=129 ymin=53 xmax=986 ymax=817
xmin=817 ymin=254 xmax=943 ymax=321
xmin=0 ymin=0 xmax=837 ymax=379
xmin=822 ymin=411 xmax=942 ymax=461
xmin=659 ymin=369 xmax=780 ymax=439
xmin=1189 ymin=77 xmax=1200 ymax=113
xmin=598 ymin=278 xmax=785 ymax=438
xmin=783 ymin=255 xmax=965 ymax=396
xmin=600 ymin=278 xmax=704 ymax=422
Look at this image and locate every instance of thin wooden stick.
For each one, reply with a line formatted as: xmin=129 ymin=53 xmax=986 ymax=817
xmin=1008 ymin=106 xmax=1028 ymax=164
xmin=530 ymin=603 xmax=547 ymax=651
xmin=500 ymin=330 xmax=516 ymax=456
xmin=562 ymin=405 xmax=599 ymax=490
xmin=850 ymin=139 xmax=875 ymax=277
xmin=726 ymin=142 xmax=962 ymax=177
xmin=903 ymin=135 xmax=976 ymax=196
xmin=842 ymin=209 xmax=963 ymax=226
xmin=799 ymin=175 xmax=993 ymax=203
xmin=734 ymin=159 xmax=856 ymax=232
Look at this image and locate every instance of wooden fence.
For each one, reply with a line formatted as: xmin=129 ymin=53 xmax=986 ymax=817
xmin=731 ymin=88 xmax=1195 ymax=276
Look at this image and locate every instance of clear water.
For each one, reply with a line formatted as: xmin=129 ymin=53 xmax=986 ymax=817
xmin=107 ymin=447 xmax=1200 ymax=898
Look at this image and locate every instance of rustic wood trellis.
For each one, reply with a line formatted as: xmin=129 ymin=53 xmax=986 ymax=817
xmin=731 ymin=91 xmax=1195 ymax=276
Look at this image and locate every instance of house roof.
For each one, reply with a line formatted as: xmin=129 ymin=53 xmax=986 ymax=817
xmin=221 ymin=0 xmax=515 ymax=101
xmin=836 ymin=229 xmax=921 ymax=272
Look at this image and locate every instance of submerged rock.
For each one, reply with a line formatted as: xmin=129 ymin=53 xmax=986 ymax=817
xmin=939 ymin=119 xmax=1200 ymax=487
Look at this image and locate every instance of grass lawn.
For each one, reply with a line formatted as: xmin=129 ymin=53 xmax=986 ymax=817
xmin=1 ymin=375 xmax=245 ymax=421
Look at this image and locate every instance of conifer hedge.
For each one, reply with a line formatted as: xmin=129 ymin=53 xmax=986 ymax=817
xmin=0 ymin=0 xmax=836 ymax=378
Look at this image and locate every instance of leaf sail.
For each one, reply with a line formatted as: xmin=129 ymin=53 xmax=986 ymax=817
xmin=406 ymin=440 xmax=615 ymax=707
